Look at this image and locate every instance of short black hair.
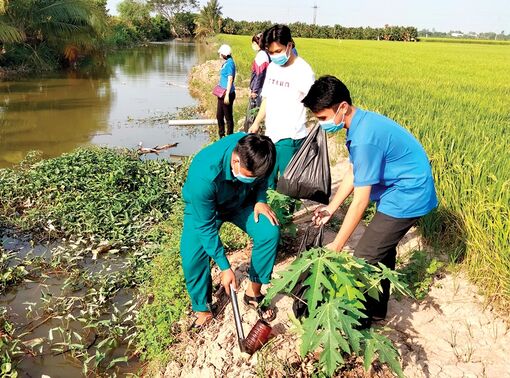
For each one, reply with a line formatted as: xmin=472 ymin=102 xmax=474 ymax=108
xmin=262 ymin=24 xmax=293 ymax=50
xmin=234 ymin=134 xmax=276 ymax=177
xmin=302 ymin=75 xmax=352 ymax=113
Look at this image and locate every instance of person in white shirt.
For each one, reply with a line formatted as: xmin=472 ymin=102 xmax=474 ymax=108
xmin=249 ymin=24 xmax=315 ymax=189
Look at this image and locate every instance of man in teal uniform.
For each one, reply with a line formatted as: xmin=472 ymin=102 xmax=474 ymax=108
xmin=181 ymin=133 xmax=279 ymax=327
xmin=302 ymin=76 xmax=438 ymax=327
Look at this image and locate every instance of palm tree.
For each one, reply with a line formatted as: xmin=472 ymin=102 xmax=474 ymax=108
xmin=194 ymin=0 xmax=222 ymax=38
xmin=0 ymin=0 xmax=23 ymax=43
xmin=0 ymin=0 xmax=107 ymax=68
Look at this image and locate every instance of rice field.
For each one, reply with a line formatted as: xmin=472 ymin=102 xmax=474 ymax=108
xmin=220 ymin=35 xmax=510 ymax=309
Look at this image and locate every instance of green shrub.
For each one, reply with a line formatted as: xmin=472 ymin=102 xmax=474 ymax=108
xmin=220 ymin=222 xmax=250 ymax=251
xmin=104 ymin=22 xmax=142 ymax=47
xmin=398 ymin=250 xmax=444 ymax=300
xmin=0 ymin=148 xmax=187 ymax=247
xmin=267 ymin=189 xmax=301 ymax=237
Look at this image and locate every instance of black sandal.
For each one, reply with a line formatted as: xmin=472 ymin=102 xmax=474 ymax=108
xmin=243 ymin=293 xmax=277 ymax=322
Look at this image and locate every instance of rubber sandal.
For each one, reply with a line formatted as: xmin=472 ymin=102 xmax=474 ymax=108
xmin=188 ymin=314 xmax=213 ymax=332
xmin=243 ymin=293 xmax=277 ymax=322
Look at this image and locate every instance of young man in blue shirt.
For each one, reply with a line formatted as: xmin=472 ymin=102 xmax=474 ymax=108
xmin=302 ymin=75 xmax=438 ymax=326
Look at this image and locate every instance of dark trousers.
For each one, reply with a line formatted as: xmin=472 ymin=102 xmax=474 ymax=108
xmin=216 ymin=91 xmax=236 ymax=138
xmin=354 ymin=211 xmax=419 ymax=320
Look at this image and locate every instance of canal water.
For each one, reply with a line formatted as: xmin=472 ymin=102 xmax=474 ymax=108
xmin=0 ymin=41 xmax=211 ymax=168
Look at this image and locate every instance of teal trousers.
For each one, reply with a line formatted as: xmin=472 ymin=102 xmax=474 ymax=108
xmin=180 ymin=205 xmax=280 ymax=312
xmin=268 ymin=137 xmax=305 ymax=190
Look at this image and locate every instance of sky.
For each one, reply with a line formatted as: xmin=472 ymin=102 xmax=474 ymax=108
xmin=106 ymin=0 xmax=510 ymax=33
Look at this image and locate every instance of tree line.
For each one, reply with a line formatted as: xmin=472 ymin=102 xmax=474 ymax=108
xmin=221 ymin=20 xmax=418 ymax=41
xmin=418 ymin=28 xmax=509 ymax=41
xmin=0 ymin=0 xmax=418 ymax=74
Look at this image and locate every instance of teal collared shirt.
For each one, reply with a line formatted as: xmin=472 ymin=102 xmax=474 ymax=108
xmin=182 ymin=133 xmax=268 ymax=270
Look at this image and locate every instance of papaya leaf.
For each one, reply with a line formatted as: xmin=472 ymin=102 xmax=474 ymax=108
xmin=336 ymin=301 xmax=363 ymax=354
xmin=263 ymin=251 xmax=314 ymax=305
xmin=365 ymin=284 xmax=381 ymax=301
xmin=302 ymin=300 xmax=347 ymax=375
xmin=303 ymin=254 xmax=334 ymax=315
xmin=363 ymin=333 xmax=375 ymax=372
xmin=378 ymin=263 xmax=413 ymax=298
xmin=362 ymin=328 xmax=404 ymax=378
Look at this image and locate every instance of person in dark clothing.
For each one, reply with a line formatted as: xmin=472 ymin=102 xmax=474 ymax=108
xmin=244 ymin=33 xmax=271 ymax=132
xmin=250 ymin=33 xmax=270 ymax=106
xmin=216 ymin=44 xmax=236 ymax=138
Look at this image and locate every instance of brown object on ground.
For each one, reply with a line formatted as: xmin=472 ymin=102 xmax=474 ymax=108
xmin=137 ymin=142 xmax=179 ymax=155
xmin=243 ymin=319 xmax=272 ymax=355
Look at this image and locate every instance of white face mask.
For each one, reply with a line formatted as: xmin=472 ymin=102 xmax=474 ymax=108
xmin=318 ymin=106 xmax=346 ymax=133
xmin=270 ymin=45 xmax=290 ymax=66
xmin=232 ymin=161 xmax=257 ymax=184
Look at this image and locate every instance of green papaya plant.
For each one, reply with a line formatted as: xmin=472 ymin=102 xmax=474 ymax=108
xmin=264 ymin=247 xmax=411 ymax=377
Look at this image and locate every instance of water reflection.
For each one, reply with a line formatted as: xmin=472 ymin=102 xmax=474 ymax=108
xmin=0 ymin=41 xmax=209 ymax=168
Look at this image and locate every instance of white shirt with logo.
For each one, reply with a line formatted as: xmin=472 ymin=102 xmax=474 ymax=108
xmin=261 ymin=57 xmax=315 ymax=144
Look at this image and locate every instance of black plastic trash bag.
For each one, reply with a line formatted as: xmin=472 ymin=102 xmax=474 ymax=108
xmin=276 ymin=123 xmax=331 ymax=204
xmin=292 ymin=224 xmax=324 ymax=318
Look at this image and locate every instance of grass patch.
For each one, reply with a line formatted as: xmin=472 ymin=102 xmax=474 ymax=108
xmin=135 ymin=202 xmax=189 ymax=365
xmin=398 ymin=250 xmax=445 ymax=300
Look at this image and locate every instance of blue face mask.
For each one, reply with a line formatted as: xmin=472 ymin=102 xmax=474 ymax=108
xmin=270 ymin=45 xmax=290 ymax=66
xmin=319 ymin=107 xmax=345 ymax=133
xmin=233 ymin=161 xmax=257 ymax=184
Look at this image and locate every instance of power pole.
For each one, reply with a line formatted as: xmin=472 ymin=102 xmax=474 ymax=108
xmin=312 ymin=2 xmax=318 ymax=25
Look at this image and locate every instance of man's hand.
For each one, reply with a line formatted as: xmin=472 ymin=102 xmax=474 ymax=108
xmin=221 ymin=268 xmax=237 ymax=296
xmin=250 ymin=92 xmax=258 ymax=99
xmin=254 ymin=202 xmax=280 ymax=226
xmin=248 ymin=121 xmax=260 ymax=134
xmin=224 ymin=94 xmax=230 ymax=105
xmin=312 ymin=206 xmax=334 ymax=226
xmin=325 ymin=241 xmax=343 ymax=252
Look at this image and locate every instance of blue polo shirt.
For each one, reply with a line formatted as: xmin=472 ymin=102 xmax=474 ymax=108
xmin=219 ymin=57 xmax=236 ymax=93
xmin=346 ymin=108 xmax=437 ymax=218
